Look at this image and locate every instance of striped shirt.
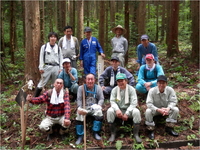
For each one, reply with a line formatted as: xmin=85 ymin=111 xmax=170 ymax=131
xmin=30 ymin=90 xmax=70 ymax=120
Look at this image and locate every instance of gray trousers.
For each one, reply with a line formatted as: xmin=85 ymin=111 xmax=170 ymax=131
xmin=37 ymin=65 xmax=59 ymax=88
xmin=111 ymin=53 xmax=125 ymax=67
xmin=107 ymin=107 xmax=141 ymax=124
xmin=145 ymin=107 xmax=179 ymax=126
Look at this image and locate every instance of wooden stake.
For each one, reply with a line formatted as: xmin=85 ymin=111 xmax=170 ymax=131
xmin=82 ymin=85 xmax=86 ymax=150
xmin=20 ymin=100 xmax=25 ymax=149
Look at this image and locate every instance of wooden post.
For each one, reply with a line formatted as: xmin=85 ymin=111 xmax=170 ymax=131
xmin=82 ymin=85 xmax=86 ymax=150
xmin=20 ymin=101 xmax=25 ymax=149
xmin=97 ymin=55 xmax=104 ymax=81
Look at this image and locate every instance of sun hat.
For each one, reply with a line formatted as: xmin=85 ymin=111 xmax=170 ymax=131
xmin=112 ymin=25 xmax=127 ymax=35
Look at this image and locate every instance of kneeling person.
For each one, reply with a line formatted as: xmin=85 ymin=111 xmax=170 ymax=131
xmin=107 ymin=73 xmax=142 ymax=143
xmin=75 ymin=74 xmax=104 ymax=145
xmin=145 ymin=75 xmax=179 ymax=139
xmin=26 ymin=79 xmax=71 ymax=140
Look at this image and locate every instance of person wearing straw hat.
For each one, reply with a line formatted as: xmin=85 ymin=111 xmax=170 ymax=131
xmin=111 ymin=25 xmax=128 ymax=67
xmin=107 ymin=73 xmax=142 ymax=143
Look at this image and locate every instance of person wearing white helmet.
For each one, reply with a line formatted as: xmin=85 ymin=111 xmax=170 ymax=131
xmin=57 ymin=58 xmax=79 ymax=101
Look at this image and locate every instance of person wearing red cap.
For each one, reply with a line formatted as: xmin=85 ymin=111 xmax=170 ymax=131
xmin=136 ymin=54 xmax=164 ymax=95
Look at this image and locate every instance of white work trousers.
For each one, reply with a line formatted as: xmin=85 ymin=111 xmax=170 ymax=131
xmin=107 ymin=107 xmax=141 ymax=124
xmin=145 ymin=107 xmax=179 ymax=126
xmin=37 ymin=65 xmax=59 ymax=88
xmin=39 ymin=115 xmax=68 ymax=132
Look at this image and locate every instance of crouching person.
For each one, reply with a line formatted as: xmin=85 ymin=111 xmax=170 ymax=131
xmin=75 ymin=73 xmax=104 ymax=145
xmin=107 ymin=73 xmax=142 ymax=143
xmin=26 ymin=79 xmax=71 ymax=140
xmin=145 ymin=75 xmax=179 ymax=140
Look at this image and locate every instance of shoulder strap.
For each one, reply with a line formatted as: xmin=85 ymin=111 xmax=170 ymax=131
xmin=43 ymin=44 xmax=47 ymax=64
xmin=154 ymin=64 xmax=157 ymax=77
xmin=144 ymin=66 xmax=147 ymax=80
xmin=84 ymin=84 xmax=97 ymax=98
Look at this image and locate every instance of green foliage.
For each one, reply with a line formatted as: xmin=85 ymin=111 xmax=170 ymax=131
xmin=145 ymin=139 xmax=159 ymax=149
xmin=120 ymin=124 xmax=132 ymax=132
xmin=189 ymin=96 xmax=200 ymax=111
xmin=182 ymin=116 xmax=195 ymax=129
xmin=187 ymin=134 xmax=197 ymax=140
xmin=115 ymin=140 xmax=123 ymax=150
xmin=132 ymin=141 xmax=145 ymax=150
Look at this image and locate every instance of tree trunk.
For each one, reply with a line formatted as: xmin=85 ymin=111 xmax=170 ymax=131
xmin=21 ymin=1 xmax=26 ymax=48
xmin=155 ymin=4 xmax=159 ymax=42
xmin=166 ymin=1 xmax=180 ymax=57
xmin=57 ymin=1 xmax=66 ymax=35
xmin=191 ymin=1 xmax=199 ymax=63
xmin=98 ymin=1 xmax=105 ymax=51
xmin=25 ymin=1 xmax=41 ymax=84
xmin=77 ymin=0 xmax=84 ymax=41
xmin=40 ymin=0 xmax=45 ymax=45
xmin=1 ymin=1 xmax=5 ymax=57
xmin=105 ymin=1 xmax=109 ymax=55
xmin=136 ymin=1 xmax=146 ymax=45
xmin=124 ymin=1 xmax=129 ymax=66
xmin=10 ymin=1 xmax=17 ymax=64
xmin=85 ymin=1 xmax=90 ymax=27
xmin=160 ymin=1 xmax=166 ymax=43
xmin=110 ymin=1 xmax=115 ymax=28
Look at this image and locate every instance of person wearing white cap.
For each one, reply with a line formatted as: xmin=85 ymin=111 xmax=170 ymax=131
xmin=136 ymin=54 xmax=164 ymax=95
xmin=107 ymin=73 xmax=142 ymax=143
xmin=111 ymin=25 xmax=128 ymax=67
xmin=58 ymin=26 xmax=79 ymax=68
xmin=34 ymin=32 xmax=63 ymax=97
xmin=57 ymin=58 xmax=79 ymax=101
xmin=136 ymin=34 xmax=159 ymax=70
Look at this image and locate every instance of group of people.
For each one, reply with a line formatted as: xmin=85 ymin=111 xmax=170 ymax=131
xmin=26 ymin=25 xmax=179 ymax=145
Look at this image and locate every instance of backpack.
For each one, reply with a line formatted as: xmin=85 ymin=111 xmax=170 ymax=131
xmin=144 ymin=65 xmax=157 ymax=80
xmin=83 ymin=84 xmax=97 ymax=99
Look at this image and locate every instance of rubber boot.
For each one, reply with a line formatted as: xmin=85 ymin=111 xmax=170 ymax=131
xmin=165 ymin=127 xmax=179 ymax=136
xmin=75 ymin=125 xmax=84 ymax=145
xmin=46 ymin=128 xmax=53 ymax=141
xmin=133 ymin=124 xmax=142 ymax=143
xmin=92 ymin=120 xmax=102 ymax=140
xmin=146 ymin=125 xmax=155 ymax=140
xmin=108 ymin=123 xmax=116 ymax=142
xmin=34 ymin=87 xmax=42 ymax=97
xmin=59 ymin=127 xmax=67 ymax=140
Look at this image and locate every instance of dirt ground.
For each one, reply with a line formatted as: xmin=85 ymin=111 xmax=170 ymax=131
xmin=1 ymin=56 xmax=199 ymax=149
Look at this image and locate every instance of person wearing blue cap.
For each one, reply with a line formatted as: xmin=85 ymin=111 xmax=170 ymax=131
xmin=79 ymin=27 xmax=105 ymax=75
xmin=107 ymin=73 xmax=142 ymax=143
xmin=136 ymin=34 xmax=159 ymax=71
xmin=145 ymin=75 xmax=179 ymax=139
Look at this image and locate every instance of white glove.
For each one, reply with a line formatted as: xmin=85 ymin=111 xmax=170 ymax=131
xmin=28 ymin=80 xmax=34 ymax=90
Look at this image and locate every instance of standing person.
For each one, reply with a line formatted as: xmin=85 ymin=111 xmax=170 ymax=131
xmin=34 ymin=32 xmax=63 ymax=97
xmin=26 ymin=79 xmax=71 ymax=140
xmin=136 ymin=34 xmax=159 ymax=70
xmin=111 ymin=25 xmax=128 ymax=67
xmin=57 ymin=58 xmax=79 ymax=101
xmin=75 ymin=74 xmax=104 ymax=145
xmin=99 ymin=56 xmax=135 ymax=97
xmin=145 ymin=75 xmax=179 ymax=139
xmin=58 ymin=26 xmax=79 ymax=68
xmin=107 ymin=73 xmax=142 ymax=143
xmin=136 ymin=54 xmax=164 ymax=94
xmin=80 ymin=27 xmax=105 ymax=75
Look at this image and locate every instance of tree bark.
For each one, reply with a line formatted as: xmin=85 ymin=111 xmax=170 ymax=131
xmin=40 ymin=0 xmax=44 ymax=45
xmin=10 ymin=1 xmax=17 ymax=64
xmin=124 ymin=1 xmax=129 ymax=66
xmin=77 ymin=0 xmax=84 ymax=41
xmin=136 ymin=1 xmax=146 ymax=45
xmin=57 ymin=1 xmax=66 ymax=34
xmin=110 ymin=1 xmax=115 ymax=28
xmin=25 ymin=1 xmax=41 ymax=83
xmin=191 ymin=1 xmax=199 ymax=63
xmin=166 ymin=1 xmax=180 ymax=57
xmin=1 ymin=1 xmax=5 ymax=57
xmin=160 ymin=1 xmax=166 ymax=43
xmin=99 ymin=1 xmax=105 ymax=51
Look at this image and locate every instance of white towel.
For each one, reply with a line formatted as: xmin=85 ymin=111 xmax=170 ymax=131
xmin=146 ymin=63 xmax=155 ymax=71
xmin=45 ymin=42 xmax=58 ymax=54
xmin=62 ymin=35 xmax=75 ymax=49
xmin=110 ymin=67 xmax=120 ymax=87
xmin=116 ymin=85 xmax=129 ymax=104
xmin=50 ymin=88 xmax=64 ymax=105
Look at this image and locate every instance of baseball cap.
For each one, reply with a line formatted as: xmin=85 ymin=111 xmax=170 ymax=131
xmin=62 ymin=58 xmax=71 ymax=64
xmin=145 ymin=54 xmax=154 ymax=60
xmin=141 ymin=34 xmax=149 ymax=40
xmin=116 ymin=73 xmax=127 ymax=80
xmin=84 ymin=27 xmax=92 ymax=32
xmin=157 ymin=75 xmax=167 ymax=82
xmin=111 ymin=56 xmax=120 ymax=61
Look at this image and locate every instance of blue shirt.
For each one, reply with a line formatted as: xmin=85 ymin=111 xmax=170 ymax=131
xmin=57 ymin=68 xmax=78 ymax=89
xmin=136 ymin=42 xmax=159 ymax=65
